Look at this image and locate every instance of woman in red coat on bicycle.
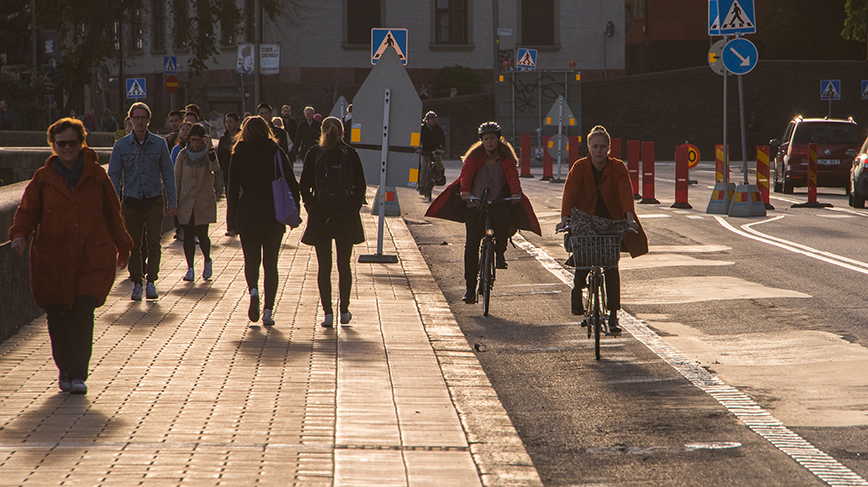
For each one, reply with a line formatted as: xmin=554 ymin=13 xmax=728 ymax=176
xmin=426 ymin=122 xmax=540 ymax=304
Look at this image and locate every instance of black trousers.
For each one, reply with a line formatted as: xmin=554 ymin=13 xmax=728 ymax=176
xmin=182 ymin=211 xmax=211 ymax=268
xmin=46 ymin=295 xmax=98 ymax=381
xmin=464 ymin=205 xmax=511 ymax=288
xmin=572 ymin=267 xmax=621 ymax=311
xmin=314 ymin=239 xmax=354 ymax=315
xmin=240 ymin=231 xmax=284 ymax=310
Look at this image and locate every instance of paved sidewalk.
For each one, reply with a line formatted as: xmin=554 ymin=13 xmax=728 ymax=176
xmin=0 ymin=196 xmax=541 ymax=486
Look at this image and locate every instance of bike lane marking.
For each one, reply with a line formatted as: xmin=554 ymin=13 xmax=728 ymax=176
xmin=716 ymin=215 xmax=868 ymax=275
xmin=511 ymin=233 xmax=868 ymax=487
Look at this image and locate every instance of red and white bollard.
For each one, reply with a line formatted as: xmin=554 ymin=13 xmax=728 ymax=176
xmin=672 ymin=144 xmax=692 ymax=209
xmin=639 ymin=141 xmax=659 ymax=204
xmin=541 ymin=135 xmax=553 ymax=181
xmin=627 ymin=140 xmax=640 ymax=199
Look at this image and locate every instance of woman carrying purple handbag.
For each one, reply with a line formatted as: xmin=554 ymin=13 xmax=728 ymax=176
xmin=226 ymin=116 xmax=300 ymax=326
xmin=273 ymin=152 xmax=302 ymax=228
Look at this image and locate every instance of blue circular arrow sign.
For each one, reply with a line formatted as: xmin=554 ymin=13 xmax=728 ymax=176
xmin=722 ymin=38 xmax=758 ymax=75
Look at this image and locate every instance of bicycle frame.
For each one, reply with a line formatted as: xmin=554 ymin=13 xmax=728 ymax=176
xmin=469 ymin=190 xmax=521 ymax=317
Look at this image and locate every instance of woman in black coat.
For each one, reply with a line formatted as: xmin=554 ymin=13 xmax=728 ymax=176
xmin=299 ymin=116 xmax=366 ymax=327
xmin=227 ymin=116 xmax=300 ymax=325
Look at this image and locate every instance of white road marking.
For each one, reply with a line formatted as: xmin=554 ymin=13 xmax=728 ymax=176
xmin=716 ymin=215 xmax=868 ymax=276
xmin=687 ymin=215 xmax=704 ymax=220
xmin=511 ymin=233 xmax=868 ymax=487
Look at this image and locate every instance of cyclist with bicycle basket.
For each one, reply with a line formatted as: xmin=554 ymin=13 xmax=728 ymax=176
xmin=426 ymin=121 xmax=541 ymax=304
xmin=556 ymin=125 xmax=648 ymax=336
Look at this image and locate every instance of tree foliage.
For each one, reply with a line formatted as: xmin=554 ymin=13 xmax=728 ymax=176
xmin=0 ymin=0 xmax=298 ymax=113
xmin=842 ymin=0 xmax=868 ymax=41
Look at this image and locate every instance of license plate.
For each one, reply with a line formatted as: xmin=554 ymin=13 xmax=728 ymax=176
xmin=818 ymin=159 xmax=840 ymax=165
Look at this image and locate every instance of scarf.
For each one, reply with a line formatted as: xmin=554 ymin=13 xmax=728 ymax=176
xmin=183 ymin=143 xmax=210 ymax=167
xmin=54 ymin=156 xmax=84 ymax=193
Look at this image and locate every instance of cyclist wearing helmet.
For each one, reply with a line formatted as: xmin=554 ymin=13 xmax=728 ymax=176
xmin=416 ymin=111 xmax=447 ymax=194
xmin=426 ymin=121 xmax=541 ymax=304
xmin=556 ymin=125 xmax=648 ymax=335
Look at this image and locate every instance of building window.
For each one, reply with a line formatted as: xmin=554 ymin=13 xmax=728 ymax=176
xmin=244 ymin=0 xmax=255 ymax=42
xmin=634 ymin=0 xmax=645 ymax=19
xmin=173 ymin=0 xmax=189 ymax=50
xmin=151 ymin=0 xmax=166 ymax=52
xmin=521 ymin=0 xmax=555 ymax=46
xmin=435 ymin=0 xmax=467 ymax=44
xmin=129 ymin=4 xmax=144 ymax=51
xmin=346 ymin=0 xmax=381 ymax=45
xmin=220 ymin=0 xmax=237 ymax=47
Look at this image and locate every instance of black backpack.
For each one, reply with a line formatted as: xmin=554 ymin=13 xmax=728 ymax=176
xmin=315 ymin=146 xmax=354 ymax=207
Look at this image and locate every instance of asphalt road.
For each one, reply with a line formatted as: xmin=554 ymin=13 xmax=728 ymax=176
xmin=398 ymin=158 xmax=868 ymax=486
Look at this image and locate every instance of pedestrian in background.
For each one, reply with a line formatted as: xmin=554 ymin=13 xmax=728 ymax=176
xmin=217 ymin=112 xmax=241 ymax=232
xmin=175 ymin=124 xmax=218 ymax=282
xmin=165 ymin=110 xmax=184 ymax=149
xmin=10 ymin=117 xmax=133 ymax=394
xmin=294 ymin=106 xmax=321 ymax=162
xmin=115 ymin=116 xmax=132 ymax=142
xmin=257 ymin=103 xmax=290 ymax=155
xmin=82 ymin=108 xmax=98 ymax=132
xmin=100 ymin=109 xmax=118 ymax=133
xmin=299 ymin=116 xmax=366 ymax=327
xmin=171 ymin=121 xmax=192 ymax=164
xmin=280 ymin=105 xmax=297 ymax=148
xmin=226 ymin=116 xmax=300 ymax=326
xmin=108 ymin=102 xmax=178 ymax=301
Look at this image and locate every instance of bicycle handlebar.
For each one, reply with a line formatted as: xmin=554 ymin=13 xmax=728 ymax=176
xmin=467 ymin=195 xmax=522 ymax=203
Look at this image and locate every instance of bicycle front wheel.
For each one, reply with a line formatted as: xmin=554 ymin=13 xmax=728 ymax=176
xmin=481 ymin=241 xmax=494 ymax=316
xmin=591 ymin=276 xmax=602 ymax=361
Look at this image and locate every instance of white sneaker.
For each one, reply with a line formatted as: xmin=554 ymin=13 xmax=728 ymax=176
xmin=262 ymin=309 xmax=275 ymax=325
xmin=321 ymin=314 xmax=334 ymax=327
xmin=340 ymin=311 xmax=352 ymax=324
xmin=131 ymin=283 xmax=143 ymax=301
xmin=70 ymin=379 xmax=87 ymax=394
xmin=203 ymin=259 xmax=213 ymax=279
xmin=145 ymin=281 xmax=158 ymax=299
xmin=183 ymin=268 xmax=195 ymax=281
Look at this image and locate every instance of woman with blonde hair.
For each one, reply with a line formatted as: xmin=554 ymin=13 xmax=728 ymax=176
xmin=299 ymin=116 xmax=367 ymax=327
xmin=226 ymin=115 xmax=300 ymax=325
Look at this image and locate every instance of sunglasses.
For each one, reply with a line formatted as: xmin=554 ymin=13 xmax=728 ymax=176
xmin=54 ymin=140 xmax=80 ymax=148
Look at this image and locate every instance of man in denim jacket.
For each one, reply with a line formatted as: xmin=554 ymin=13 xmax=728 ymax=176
xmin=109 ymin=102 xmax=178 ymax=301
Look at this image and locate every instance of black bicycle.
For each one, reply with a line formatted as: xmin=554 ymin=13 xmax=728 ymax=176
xmin=559 ymin=219 xmax=632 ymax=360
xmin=419 ymin=149 xmax=444 ymax=202
xmin=469 ymin=189 xmax=521 ymax=316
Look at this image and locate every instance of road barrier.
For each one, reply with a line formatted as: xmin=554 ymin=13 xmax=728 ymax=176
xmin=756 ymin=145 xmax=774 ymax=209
xmin=610 ymin=138 xmax=621 ymax=160
xmin=627 ymin=140 xmax=641 ymax=199
xmin=640 ymin=141 xmax=659 ymax=204
xmin=715 ymin=144 xmax=730 ymax=183
xmin=672 ymin=144 xmax=692 ymax=209
xmin=792 ymin=142 xmax=832 ymax=208
xmin=707 ymin=144 xmax=735 ymax=214
xmin=541 ymin=136 xmax=553 ymax=181
xmin=520 ymin=134 xmax=533 ymax=178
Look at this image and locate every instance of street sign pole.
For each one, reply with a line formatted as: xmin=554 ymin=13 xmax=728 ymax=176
xmin=739 ymin=60 xmax=748 ymax=184
xmin=723 ymin=36 xmax=728 ymax=185
xmin=359 ymin=88 xmax=399 ymax=264
xmin=555 ymin=97 xmax=564 ymax=182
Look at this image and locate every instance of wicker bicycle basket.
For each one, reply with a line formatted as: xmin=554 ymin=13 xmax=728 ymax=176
xmin=570 ymin=234 xmax=623 ymax=270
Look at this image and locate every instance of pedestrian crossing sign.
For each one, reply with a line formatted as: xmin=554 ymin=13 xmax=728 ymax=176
xmin=717 ymin=0 xmax=756 ymax=35
xmin=126 ymin=78 xmax=147 ymax=99
xmin=820 ymin=80 xmax=841 ymax=101
xmin=371 ymin=29 xmax=408 ymax=65
xmin=862 ymin=80 xmax=868 ymax=100
xmin=163 ymin=56 xmax=177 ymax=74
xmin=708 ymin=0 xmax=721 ymax=36
xmin=516 ymin=48 xmax=537 ymax=71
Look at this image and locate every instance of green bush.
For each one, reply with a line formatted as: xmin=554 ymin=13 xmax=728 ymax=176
xmin=433 ymin=65 xmax=482 ymax=98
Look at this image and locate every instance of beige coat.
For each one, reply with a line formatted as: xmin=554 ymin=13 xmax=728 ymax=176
xmin=175 ymin=148 xmax=218 ymax=225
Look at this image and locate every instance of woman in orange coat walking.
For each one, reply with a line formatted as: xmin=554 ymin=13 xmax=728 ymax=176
xmin=10 ymin=118 xmax=133 ymax=394
xmin=557 ymin=125 xmax=648 ymax=335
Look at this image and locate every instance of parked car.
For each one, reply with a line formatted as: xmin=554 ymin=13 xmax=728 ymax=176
xmin=770 ymin=116 xmax=863 ymax=194
xmin=849 ymin=136 xmax=868 ymax=207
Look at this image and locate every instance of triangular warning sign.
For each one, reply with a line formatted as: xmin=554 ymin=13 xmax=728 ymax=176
xmin=721 ymin=0 xmax=754 ymax=29
xmin=128 ymin=80 xmax=145 ymax=97
xmin=373 ymin=31 xmax=406 ymax=62
xmin=517 ymin=50 xmax=535 ymax=68
xmin=822 ymin=82 xmax=839 ymax=99
xmin=544 ymin=96 xmax=576 ymax=126
xmin=164 ymin=58 xmax=176 ymax=73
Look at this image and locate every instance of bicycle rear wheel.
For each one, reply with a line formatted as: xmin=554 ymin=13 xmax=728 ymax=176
xmin=591 ymin=277 xmax=602 ymax=361
xmin=481 ymin=241 xmax=494 ymax=316
xmin=425 ymin=162 xmax=435 ymax=202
